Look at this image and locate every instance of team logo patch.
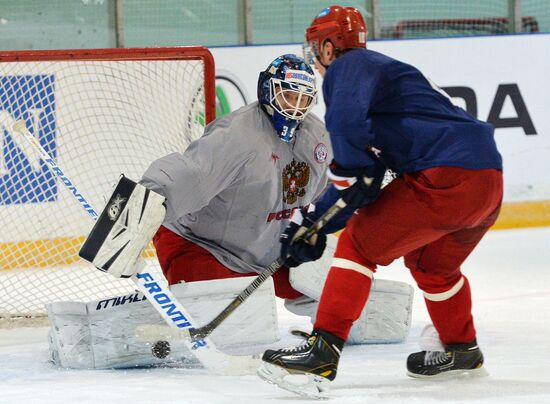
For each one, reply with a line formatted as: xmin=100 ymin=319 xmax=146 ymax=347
xmin=108 ymin=194 xmax=127 ymax=221
xmin=282 ymin=159 xmax=310 ymax=204
xmin=314 ymin=143 xmax=328 ymax=163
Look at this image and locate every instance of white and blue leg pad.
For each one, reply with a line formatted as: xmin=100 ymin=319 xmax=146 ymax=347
xmin=47 ymin=276 xmax=278 ymax=369
xmin=288 ymin=235 xmax=414 ymax=344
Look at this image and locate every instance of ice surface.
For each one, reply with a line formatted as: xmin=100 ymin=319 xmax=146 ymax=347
xmin=1 ymin=227 xmax=550 ymax=403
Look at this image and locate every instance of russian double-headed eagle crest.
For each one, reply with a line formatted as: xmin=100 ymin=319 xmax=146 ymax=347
xmin=282 ymin=159 xmax=310 ymax=204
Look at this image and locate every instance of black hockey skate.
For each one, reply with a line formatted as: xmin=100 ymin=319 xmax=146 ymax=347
xmin=257 ymin=329 xmax=344 ymax=399
xmin=407 ymin=339 xmax=487 ymax=378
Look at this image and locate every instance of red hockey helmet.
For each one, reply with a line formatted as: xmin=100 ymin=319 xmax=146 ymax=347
xmin=304 ymin=6 xmax=367 ymax=63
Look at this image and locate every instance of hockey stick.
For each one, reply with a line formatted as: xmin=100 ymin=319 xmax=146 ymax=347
xmin=134 ymin=199 xmax=346 ymax=343
xmin=136 ymin=193 xmax=347 ymax=342
xmin=11 ymin=120 xmax=256 ymax=375
xmin=186 ymin=198 xmax=347 ymax=341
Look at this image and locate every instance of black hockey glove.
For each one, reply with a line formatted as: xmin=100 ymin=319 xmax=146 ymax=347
xmin=327 ymin=160 xmax=384 ymax=209
xmin=280 ymin=208 xmax=327 ymax=267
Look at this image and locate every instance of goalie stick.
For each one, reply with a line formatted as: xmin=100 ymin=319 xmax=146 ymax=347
xmin=133 ymin=200 xmax=346 ymax=343
xmin=185 ymin=198 xmax=347 ymax=341
xmin=125 ymin=193 xmax=347 ymax=343
xmin=12 ymin=120 xmax=348 ymax=346
xmin=11 ymin=120 xmax=257 ymax=375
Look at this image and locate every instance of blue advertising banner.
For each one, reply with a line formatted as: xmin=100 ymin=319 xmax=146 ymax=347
xmin=0 ymin=75 xmax=57 ymax=204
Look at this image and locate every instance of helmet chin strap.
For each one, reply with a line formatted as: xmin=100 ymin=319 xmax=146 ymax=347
xmin=314 ymin=41 xmax=340 ymax=69
xmin=316 ymin=57 xmax=330 ymax=70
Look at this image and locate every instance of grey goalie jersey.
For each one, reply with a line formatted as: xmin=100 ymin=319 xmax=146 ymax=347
xmin=141 ymin=102 xmax=332 ymax=274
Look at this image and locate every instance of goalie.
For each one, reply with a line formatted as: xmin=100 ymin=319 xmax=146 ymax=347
xmin=47 ymin=54 xmax=413 ymax=370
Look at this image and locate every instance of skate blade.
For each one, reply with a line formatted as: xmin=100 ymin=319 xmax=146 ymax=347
xmin=221 ymin=354 xmax=263 ymax=376
xmin=257 ymin=361 xmax=331 ymax=399
xmin=407 ymin=366 xmax=489 ymax=380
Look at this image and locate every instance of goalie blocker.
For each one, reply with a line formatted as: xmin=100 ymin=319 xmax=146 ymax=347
xmin=79 ymin=175 xmax=166 ymax=278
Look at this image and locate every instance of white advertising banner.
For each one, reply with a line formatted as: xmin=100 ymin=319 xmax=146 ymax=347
xmin=211 ymin=34 xmax=550 ymax=203
xmin=1 ymin=36 xmax=548 ymax=251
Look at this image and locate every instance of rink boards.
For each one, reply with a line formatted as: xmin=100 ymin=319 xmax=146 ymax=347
xmin=1 ymin=35 xmax=549 ymax=270
xmin=211 ymin=34 xmax=550 ymax=229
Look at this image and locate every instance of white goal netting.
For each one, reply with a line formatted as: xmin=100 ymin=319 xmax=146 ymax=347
xmin=0 ymin=47 xmax=215 ymax=319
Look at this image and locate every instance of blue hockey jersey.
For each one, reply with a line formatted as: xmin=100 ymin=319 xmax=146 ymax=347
xmin=315 ymin=48 xmax=502 ymax=231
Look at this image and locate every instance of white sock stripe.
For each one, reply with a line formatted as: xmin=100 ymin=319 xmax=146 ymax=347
xmin=327 ymin=169 xmax=356 ymax=190
xmin=331 ymin=258 xmax=374 ymax=279
xmin=423 ymin=276 xmax=465 ymax=302
xmin=326 ymin=169 xmax=354 ymax=183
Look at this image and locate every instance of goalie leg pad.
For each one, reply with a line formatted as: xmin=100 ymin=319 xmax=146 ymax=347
xmin=347 ymin=279 xmax=414 ymax=344
xmin=47 ymin=276 xmax=278 ymax=369
xmin=78 ymin=175 xmax=166 ymax=278
xmin=46 ymin=293 xmax=190 ymax=369
xmin=284 ymin=280 xmax=414 ymax=344
xmin=289 ymin=236 xmax=414 ymax=344
xmin=172 ymin=276 xmax=279 ymax=354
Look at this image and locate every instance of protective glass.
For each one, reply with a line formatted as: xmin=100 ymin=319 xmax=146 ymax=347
xmin=302 ymin=42 xmax=316 ymax=66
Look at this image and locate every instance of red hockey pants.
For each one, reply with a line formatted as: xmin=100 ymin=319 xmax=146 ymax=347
xmin=315 ymin=167 xmax=503 ymax=344
xmin=153 ymin=226 xmax=302 ymax=299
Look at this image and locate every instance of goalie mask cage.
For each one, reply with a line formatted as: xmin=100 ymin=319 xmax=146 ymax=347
xmin=0 ymin=47 xmax=215 ymax=321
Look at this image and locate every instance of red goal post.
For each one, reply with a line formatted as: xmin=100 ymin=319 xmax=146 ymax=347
xmin=0 ymin=46 xmax=215 ymax=320
xmin=0 ymin=46 xmax=215 ymax=123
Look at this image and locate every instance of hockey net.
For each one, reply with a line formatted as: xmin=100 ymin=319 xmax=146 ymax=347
xmin=0 ymin=47 xmax=215 ymax=323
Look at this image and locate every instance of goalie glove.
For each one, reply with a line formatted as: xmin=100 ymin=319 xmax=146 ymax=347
xmin=327 ymin=160 xmax=384 ymax=209
xmin=79 ymin=175 xmax=166 ymax=278
xmin=280 ymin=206 xmax=327 ymax=267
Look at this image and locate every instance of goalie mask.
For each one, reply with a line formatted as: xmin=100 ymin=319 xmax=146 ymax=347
xmin=258 ymin=54 xmax=317 ymax=142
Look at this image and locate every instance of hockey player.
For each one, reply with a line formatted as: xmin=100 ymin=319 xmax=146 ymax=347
xmin=258 ymin=6 xmax=503 ymax=398
xmin=141 ymin=53 xmax=326 ymax=301
xmin=47 ymin=54 xmax=413 ymax=370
